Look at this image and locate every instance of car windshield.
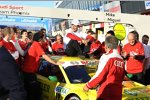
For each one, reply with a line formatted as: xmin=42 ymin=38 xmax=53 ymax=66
xmin=64 ymin=65 xmax=91 ymax=83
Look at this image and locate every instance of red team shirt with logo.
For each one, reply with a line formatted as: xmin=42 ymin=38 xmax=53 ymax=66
xmin=18 ymin=39 xmax=28 ymax=50
xmin=52 ymin=42 xmax=64 ymax=52
xmin=123 ymin=42 xmax=144 ymax=74
xmin=1 ymin=39 xmax=17 ymax=53
xmin=22 ymin=41 xmax=45 ymax=73
xmin=86 ymin=50 xmax=125 ymax=100
xmin=88 ymin=40 xmax=101 ymax=54
xmin=42 ymin=39 xmax=50 ymax=52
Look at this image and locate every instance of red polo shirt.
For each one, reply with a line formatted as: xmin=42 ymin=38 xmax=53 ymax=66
xmin=1 ymin=39 xmax=17 ymax=53
xmin=0 ymin=39 xmax=3 ymax=46
xmin=42 ymin=39 xmax=51 ymax=52
xmin=52 ymin=42 xmax=65 ymax=55
xmin=52 ymin=42 xmax=64 ymax=52
xmin=88 ymin=40 xmax=101 ymax=54
xmin=123 ymin=42 xmax=144 ymax=74
xmin=18 ymin=39 xmax=28 ymax=50
xmin=22 ymin=41 xmax=45 ymax=73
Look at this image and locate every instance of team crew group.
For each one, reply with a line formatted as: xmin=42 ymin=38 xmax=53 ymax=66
xmin=0 ymin=19 xmax=150 ymax=100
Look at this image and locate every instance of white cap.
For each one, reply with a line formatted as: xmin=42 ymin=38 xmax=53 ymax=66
xmin=71 ymin=19 xmax=80 ymax=26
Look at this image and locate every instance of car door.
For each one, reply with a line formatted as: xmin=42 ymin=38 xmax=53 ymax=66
xmin=48 ymin=65 xmax=67 ymax=100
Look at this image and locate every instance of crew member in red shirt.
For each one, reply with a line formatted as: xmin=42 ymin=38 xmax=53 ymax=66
xmin=40 ymin=28 xmax=52 ymax=53
xmin=22 ymin=32 xmax=59 ymax=100
xmin=16 ymin=30 xmax=29 ymax=66
xmin=87 ymin=30 xmax=102 ymax=59
xmin=83 ymin=36 xmax=125 ymax=100
xmin=122 ymin=31 xmax=145 ymax=84
xmin=18 ymin=30 xmax=29 ymax=50
xmin=52 ymin=34 xmax=65 ymax=55
xmin=1 ymin=27 xmax=19 ymax=61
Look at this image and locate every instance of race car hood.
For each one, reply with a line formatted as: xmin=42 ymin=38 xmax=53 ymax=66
xmin=122 ymin=87 xmax=150 ymax=100
xmin=122 ymin=81 xmax=150 ymax=99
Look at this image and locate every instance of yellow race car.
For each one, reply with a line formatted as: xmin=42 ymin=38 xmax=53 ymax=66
xmin=37 ymin=56 xmax=150 ymax=100
xmin=37 ymin=56 xmax=97 ymax=100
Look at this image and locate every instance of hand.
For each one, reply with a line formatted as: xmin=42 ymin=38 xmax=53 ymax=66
xmin=81 ymin=39 xmax=86 ymax=44
xmin=122 ymin=52 xmax=130 ymax=59
xmin=83 ymin=85 xmax=89 ymax=92
xmin=56 ymin=62 xmax=61 ymax=65
xmin=84 ymin=40 xmax=89 ymax=46
xmin=82 ymin=39 xmax=88 ymax=45
xmin=122 ymin=52 xmax=127 ymax=58
xmin=78 ymin=41 xmax=82 ymax=45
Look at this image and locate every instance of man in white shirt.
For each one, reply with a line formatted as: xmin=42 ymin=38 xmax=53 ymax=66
xmin=64 ymin=19 xmax=91 ymax=57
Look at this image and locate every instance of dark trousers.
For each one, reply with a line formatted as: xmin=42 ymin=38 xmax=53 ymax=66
xmin=90 ymin=49 xmax=102 ymax=59
xmin=23 ymin=73 xmax=41 ymax=100
xmin=145 ymin=68 xmax=150 ymax=85
xmin=0 ymin=46 xmax=26 ymax=100
xmin=128 ymin=72 xmax=145 ymax=85
xmin=65 ymin=40 xmax=84 ymax=56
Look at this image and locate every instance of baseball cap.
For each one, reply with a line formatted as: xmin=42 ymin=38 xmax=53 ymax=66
xmin=71 ymin=19 xmax=80 ymax=26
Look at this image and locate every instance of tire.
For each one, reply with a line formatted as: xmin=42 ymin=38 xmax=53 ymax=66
xmin=67 ymin=95 xmax=80 ymax=100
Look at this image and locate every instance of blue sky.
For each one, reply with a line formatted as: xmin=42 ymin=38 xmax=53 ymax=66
xmin=0 ymin=1 xmax=56 ymax=8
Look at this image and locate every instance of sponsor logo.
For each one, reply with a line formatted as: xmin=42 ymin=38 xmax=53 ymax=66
xmin=55 ymin=86 xmax=69 ymax=95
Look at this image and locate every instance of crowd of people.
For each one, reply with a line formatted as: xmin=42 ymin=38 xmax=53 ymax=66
xmin=0 ymin=19 xmax=149 ymax=100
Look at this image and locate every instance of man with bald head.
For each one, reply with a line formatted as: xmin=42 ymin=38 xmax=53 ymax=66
xmin=122 ymin=31 xmax=145 ymax=84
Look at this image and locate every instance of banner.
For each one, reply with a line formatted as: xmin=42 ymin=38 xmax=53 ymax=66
xmin=145 ymin=1 xmax=150 ymax=10
xmin=0 ymin=5 xmax=30 ymax=16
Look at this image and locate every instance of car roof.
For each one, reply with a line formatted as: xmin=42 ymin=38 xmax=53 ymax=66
xmin=50 ymin=55 xmax=99 ymax=68
xmin=51 ymin=56 xmax=82 ymax=62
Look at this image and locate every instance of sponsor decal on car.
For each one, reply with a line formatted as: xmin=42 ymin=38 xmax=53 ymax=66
xmin=61 ymin=60 xmax=99 ymax=68
xmin=39 ymin=82 xmax=50 ymax=92
xmin=55 ymin=86 xmax=69 ymax=95
xmin=124 ymin=89 xmax=137 ymax=96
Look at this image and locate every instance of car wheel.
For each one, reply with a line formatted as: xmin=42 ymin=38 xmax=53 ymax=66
xmin=67 ymin=95 xmax=80 ymax=100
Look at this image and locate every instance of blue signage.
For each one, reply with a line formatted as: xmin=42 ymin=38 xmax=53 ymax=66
xmin=145 ymin=1 xmax=150 ymax=9
xmin=0 ymin=15 xmax=51 ymax=33
xmin=0 ymin=16 xmax=42 ymax=23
